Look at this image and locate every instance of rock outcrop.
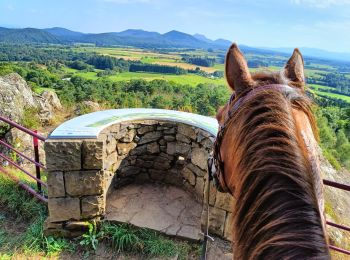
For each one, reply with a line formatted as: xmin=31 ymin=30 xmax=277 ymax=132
xmin=0 ymin=73 xmax=62 ymax=126
xmin=0 ymin=73 xmax=61 ymax=166
xmin=35 ymin=90 xmax=62 ymax=124
xmin=0 ymin=73 xmax=37 ymax=126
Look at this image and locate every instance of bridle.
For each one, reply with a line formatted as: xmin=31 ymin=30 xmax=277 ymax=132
xmin=208 ymin=84 xmax=302 ymax=195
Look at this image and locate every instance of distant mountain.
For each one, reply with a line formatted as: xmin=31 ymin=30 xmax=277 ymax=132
xmin=163 ymin=30 xmax=207 ymax=48
xmin=0 ymin=27 xmax=60 ymax=44
xmin=193 ymin=33 xmax=212 ymax=43
xmin=117 ymin=29 xmax=161 ymax=38
xmin=213 ymin=38 xmax=232 ymax=48
xmin=263 ymin=47 xmax=350 ymax=62
xmin=0 ymin=26 xmax=348 ymax=62
xmin=44 ymin=27 xmax=83 ymax=37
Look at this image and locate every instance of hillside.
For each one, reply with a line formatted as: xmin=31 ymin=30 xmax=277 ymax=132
xmin=0 ymin=27 xmax=61 ymax=44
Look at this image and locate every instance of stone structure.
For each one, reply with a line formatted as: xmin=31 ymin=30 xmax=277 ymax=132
xmin=44 ymin=119 xmax=235 ymax=241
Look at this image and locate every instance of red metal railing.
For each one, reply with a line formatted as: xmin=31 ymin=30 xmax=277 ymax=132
xmin=0 ymin=115 xmax=47 ymax=203
xmin=323 ymin=179 xmax=350 ymax=255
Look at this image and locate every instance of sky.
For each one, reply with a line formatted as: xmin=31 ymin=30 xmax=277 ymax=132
xmin=0 ymin=0 xmax=349 ymax=52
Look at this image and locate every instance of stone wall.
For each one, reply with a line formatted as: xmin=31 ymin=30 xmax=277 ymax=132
xmin=44 ymin=120 xmax=235 ymax=240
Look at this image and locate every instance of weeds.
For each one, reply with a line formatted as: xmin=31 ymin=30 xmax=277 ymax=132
xmin=80 ymin=221 xmax=100 ymax=250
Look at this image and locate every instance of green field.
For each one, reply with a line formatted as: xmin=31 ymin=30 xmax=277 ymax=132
xmin=314 ymin=90 xmax=350 ymax=102
xmin=62 ymin=46 xmax=350 ymax=103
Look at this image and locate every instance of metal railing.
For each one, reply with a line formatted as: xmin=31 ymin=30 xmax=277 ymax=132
xmin=0 ymin=115 xmax=47 ymax=203
xmin=322 ymin=179 xmax=350 ymax=255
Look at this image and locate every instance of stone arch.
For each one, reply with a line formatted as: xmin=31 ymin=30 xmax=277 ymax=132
xmin=44 ymin=109 xmax=234 ymax=241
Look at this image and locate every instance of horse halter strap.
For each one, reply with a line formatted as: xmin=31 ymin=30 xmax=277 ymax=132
xmin=208 ymin=84 xmax=301 ymax=194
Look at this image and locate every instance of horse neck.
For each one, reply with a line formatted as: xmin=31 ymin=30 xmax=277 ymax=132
xmin=225 ymin=91 xmax=330 ymax=259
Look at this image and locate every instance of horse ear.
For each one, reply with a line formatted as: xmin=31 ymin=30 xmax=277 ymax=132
xmin=225 ymin=43 xmax=254 ymax=94
xmin=284 ymin=48 xmax=305 ymax=89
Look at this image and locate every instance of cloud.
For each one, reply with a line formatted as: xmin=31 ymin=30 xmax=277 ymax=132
xmin=290 ymin=0 xmax=350 ymax=8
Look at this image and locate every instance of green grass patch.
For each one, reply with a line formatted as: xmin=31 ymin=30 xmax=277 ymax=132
xmin=0 ymin=172 xmax=46 ymax=220
xmin=316 ymin=90 xmax=350 ymax=103
xmin=100 ymin=223 xmax=195 ymax=259
xmin=107 ymin=72 xmax=226 ymax=86
xmin=308 ymin=84 xmax=334 ymax=91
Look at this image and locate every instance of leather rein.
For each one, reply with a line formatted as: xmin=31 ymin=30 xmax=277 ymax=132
xmin=208 ymin=84 xmax=302 ymax=195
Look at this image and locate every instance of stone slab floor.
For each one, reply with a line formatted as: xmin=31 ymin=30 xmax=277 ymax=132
xmin=105 ymin=183 xmax=202 ymax=241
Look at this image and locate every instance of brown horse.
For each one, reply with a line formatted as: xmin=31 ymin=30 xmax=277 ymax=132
xmin=214 ymin=44 xmax=330 ymax=259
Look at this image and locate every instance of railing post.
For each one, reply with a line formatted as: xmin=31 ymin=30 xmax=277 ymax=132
xmin=33 ymin=130 xmax=41 ymax=193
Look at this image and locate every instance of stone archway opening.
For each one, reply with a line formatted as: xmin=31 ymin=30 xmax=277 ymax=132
xmin=102 ymin=121 xmax=209 ymax=241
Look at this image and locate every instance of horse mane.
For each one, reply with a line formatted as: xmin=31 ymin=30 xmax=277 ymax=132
xmin=227 ymin=71 xmax=329 ymax=259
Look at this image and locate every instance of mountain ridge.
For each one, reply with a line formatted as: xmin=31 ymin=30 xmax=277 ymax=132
xmin=0 ymin=26 xmax=349 ymax=62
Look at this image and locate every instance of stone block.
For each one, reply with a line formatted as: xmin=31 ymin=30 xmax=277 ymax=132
xmin=119 ymin=166 xmax=141 ymax=177
xmin=201 ymin=206 xmax=226 ymax=237
xmin=81 ymin=195 xmax=105 ymax=218
xmin=136 ymin=159 xmax=153 ymax=168
xmin=45 ymin=140 xmax=82 ymax=171
xmin=106 ymin=134 xmax=117 ymax=155
xmin=167 ymin=142 xmax=191 ymax=156
xmin=138 ymin=131 xmax=162 ymax=144
xmin=107 ymin=124 xmax=120 ymax=133
xmin=82 ymin=140 xmax=105 ymax=170
xmin=137 ymin=125 xmax=155 ymax=135
xmin=204 ymin=180 xmax=217 ymax=206
xmin=147 ymin=142 xmax=160 ymax=154
xmin=195 ymin=176 xmax=205 ymax=200
xmin=114 ymin=128 xmax=128 ymax=139
xmin=44 ymin=217 xmax=63 ymax=230
xmin=120 ymin=129 xmax=136 ymax=143
xmin=48 ymin=197 xmax=80 ymax=222
xmin=47 ymin=171 xmax=65 ymax=198
xmin=182 ymin=167 xmax=196 ymax=186
xmin=224 ymin=212 xmax=234 ymax=241
xmin=163 ymin=127 xmax=176 ymax=134
xmin=176 ymin=133 xmax=191 ymax=144
xmin=65 ymin=221 xmax=91 ymax=231
xmin=154 ymin=160 xmax=171 ymax=170
xmin=201 ymin=138 xmax=214 ymax=150
xmin=191 ymin=148 xmax=208 ymax=170
xmin=117 ymin=142 xmax=137 ymax=155
xmin=65 ymin=170 xmax=104 ymax=196
xmin=163 ymin=135 xmax=175 ymax=142
xmin=187 ymin=163 xmax=206 ymax=177
xmin=177 ymin=225 xmax=201 ymax=241
xmin=215 ymin=192 xmax=234 ymax=212
xmin=178 ymin=124 xmax=196 ymax=140
xmin=104 ymin=151 xmax=118 ymax=171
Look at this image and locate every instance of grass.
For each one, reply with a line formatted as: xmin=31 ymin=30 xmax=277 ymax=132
xmin=108 ymin=72 xmax=226 ymax=85
xmin=315 ymin=90 xmax=350 ymax=103
xmin=0 ymin=168 xmax=199 ymax=259
xmin=100 ymin=223 xmax=195 ymax=259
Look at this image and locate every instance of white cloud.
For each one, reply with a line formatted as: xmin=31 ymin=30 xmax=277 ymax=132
xmin=290 ymin=0 xmax=350 ymax=8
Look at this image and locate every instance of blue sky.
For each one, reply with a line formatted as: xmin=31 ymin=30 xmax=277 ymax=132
xmin=0 ymin=0 xmax=349 ymax=52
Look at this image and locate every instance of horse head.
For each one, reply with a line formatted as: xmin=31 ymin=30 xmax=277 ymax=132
xmin=213 ymin=43 xmax=330 ymax=259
